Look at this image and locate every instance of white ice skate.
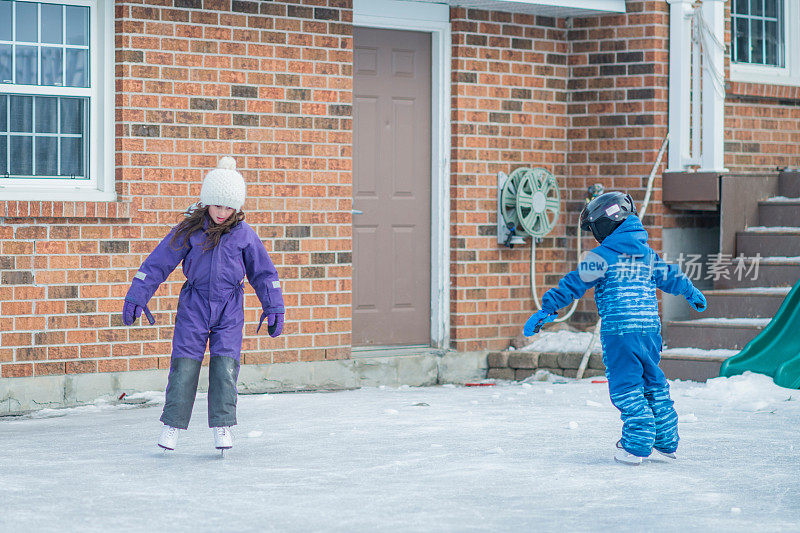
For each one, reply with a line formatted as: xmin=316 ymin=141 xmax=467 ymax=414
xmin=652 ymin=448 xmax=677 ymax=460
xmin=614 ymin=440 xmax=642 ymax=465
xmin=158 ymin=425 xmax=179 ymax=451
xmin=213 ymin=427 xmax=233 ymax=452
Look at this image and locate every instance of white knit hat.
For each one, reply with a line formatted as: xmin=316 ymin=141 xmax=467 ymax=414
xmin=199 ymin=156 xmax=246 ymax=210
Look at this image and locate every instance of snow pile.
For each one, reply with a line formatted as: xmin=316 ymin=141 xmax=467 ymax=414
xmin=661 ymin=347 xmax=739 ymax=359
xmin=683 ymin=317 xmax=770 ymax=326
xmin=723 ymin=286 xmax=791 ymax=293
xmin=764 ymin=196 xmax=800 ymax=202
xmin=122 ymin=391 xmax=166 ymax=405
xmin=521 ymin=369 xmax=573 ymax=383
xmin=759 ymin=256 xmax=800 ymax=263
xmin=520 ymin=329 xmax=601 ymax=354
xmin=24 ymin=391 xmax=165 ymax=419
xmin=677 ymin=371 xmax=794 ymax=412
xmin=744 ymin=226 xmax=800 ymax=233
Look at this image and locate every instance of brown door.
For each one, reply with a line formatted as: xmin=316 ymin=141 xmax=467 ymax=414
xmin=352 ymin=27 xmax=432 ymax=347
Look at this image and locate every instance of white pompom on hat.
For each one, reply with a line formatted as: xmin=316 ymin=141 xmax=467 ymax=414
xmin=199 ymin=156 xmax=246 ymax=210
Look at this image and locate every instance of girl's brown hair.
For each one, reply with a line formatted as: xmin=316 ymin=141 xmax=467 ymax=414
xmin=170 ymin=204 xmax=245 ymax=251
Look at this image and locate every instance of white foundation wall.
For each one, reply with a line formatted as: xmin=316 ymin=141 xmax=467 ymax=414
xmin=0 ymin=353 xmax=489 ymax=416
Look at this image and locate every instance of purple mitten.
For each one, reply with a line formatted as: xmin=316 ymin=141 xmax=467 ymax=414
xmin=256 ymin=311 xmax=284 ymax=337
xmin=122 ymin=300 xmax=142 ymax=326
xmin=268 ymin=313 xmax=284 ymax=338
xmin=122 ymin=300 xmax=155 ymax=326
xmin=256 ymin=311 xmax=268 ymax=333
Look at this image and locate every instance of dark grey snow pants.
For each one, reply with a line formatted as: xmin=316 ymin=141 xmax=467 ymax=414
xmin=160 ymin=356 xmax=240 ymax=429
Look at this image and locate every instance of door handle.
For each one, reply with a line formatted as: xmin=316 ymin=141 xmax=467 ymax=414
xmin=351 ymin=209 xmax=363 ymax=215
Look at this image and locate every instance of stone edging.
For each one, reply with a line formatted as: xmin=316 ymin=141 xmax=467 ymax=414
xmin=487 ymin=350 xmax=606 ymax=381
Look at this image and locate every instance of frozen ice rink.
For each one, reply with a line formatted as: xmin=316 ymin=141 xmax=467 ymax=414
xmin=1 ymin=372 xmax=798 ymax=532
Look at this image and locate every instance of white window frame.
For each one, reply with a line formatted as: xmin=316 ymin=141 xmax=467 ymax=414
xmin=0 ymin=0 xmax=114 ymax=201
xmin=731 ymin=0 xmax=800 ymax=87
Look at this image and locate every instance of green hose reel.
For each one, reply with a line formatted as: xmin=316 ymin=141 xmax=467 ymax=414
xmin=498 ymin=167 xmax=561 ymax=245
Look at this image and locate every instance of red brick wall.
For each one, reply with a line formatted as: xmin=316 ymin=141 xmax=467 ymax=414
xmin=448 ymin=2 xmax=672 ymax=351
xmin=723 ymin=1 xmax=800 ymax=172
xmin=0 ymin=0 xmax=353 ymax=379
xmin=724 ymin=91 xmax=800 ymax=173
xmin=566 ymin=0 xmax=671 ymax=301
xmin=449 ymin=8 xmax=569 ymax=352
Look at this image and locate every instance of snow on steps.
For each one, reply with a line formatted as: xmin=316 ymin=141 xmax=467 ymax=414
xmin=688 ymin=287 xmax=790 ymax=319
xmin=737 ymin=227 xmax=800 ymax=256
xmin=714 ymin=258 xmax=800 ymax=288
xmin=663 ymin=318 xmax=767 ymax=351
xmin=762 ymin=196 xmax=800 ymax=202
xmin=758 ymin=199 xmax=800 ymax=227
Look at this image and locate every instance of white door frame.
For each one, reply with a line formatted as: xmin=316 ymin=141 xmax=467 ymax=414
xmin=353 ymin=0 xmax=451 ymax=350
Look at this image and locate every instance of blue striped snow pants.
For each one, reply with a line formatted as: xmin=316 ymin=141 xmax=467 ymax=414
xmin=602 ymin=331 xmax=679 ymax=457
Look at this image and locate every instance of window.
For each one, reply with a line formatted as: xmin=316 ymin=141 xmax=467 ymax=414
xmin=730 ymin=0 xmax=800 ymax=87
xmin=732 ymin=0 xmax=784 ymax=66
xmin=0 ymin=0 xmax=113 ymax=201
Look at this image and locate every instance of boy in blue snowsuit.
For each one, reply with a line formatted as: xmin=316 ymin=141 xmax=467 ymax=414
xmin=524 ymin=192 xmax=707 ymax=465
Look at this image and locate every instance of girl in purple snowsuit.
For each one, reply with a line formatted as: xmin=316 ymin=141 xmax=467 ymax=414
xmin=122 ymin=157 xmax=284 ymax=452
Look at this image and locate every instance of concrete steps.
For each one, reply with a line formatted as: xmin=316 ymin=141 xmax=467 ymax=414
xmin=687 ymin=287 xmax=790 ymax=319
xmin=663 ymin=318 xmax=768 ymax=351
xmin=664 ymin=172 xmax=799 ymax=374
xmin=737 ymin=228 xmax=800 ymax=257
xmin=758 ymin=198 xmax=800 ymax=227
xmin=779 ymin=170 xmax=800 ymax=197
xmin=660 ymin=348 xmax=737 ymax=382
xmin=714 ymin=258 xmax=800 ymax=289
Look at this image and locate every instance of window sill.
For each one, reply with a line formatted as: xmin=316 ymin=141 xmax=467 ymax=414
xmin=727 ymin=81 xmax=800 ymax=102
xmin=0 ymin=196 xmax=131 ymax=219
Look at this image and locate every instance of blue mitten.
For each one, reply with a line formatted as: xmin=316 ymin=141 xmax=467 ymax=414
xmin=523 ymin=310 xmax=556 ymax=336
xmin=687 ymin=288 xmax=707 ymax=312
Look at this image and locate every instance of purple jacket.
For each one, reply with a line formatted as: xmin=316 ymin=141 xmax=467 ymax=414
xmin=126 ymin=219 xmax=284 ymax=315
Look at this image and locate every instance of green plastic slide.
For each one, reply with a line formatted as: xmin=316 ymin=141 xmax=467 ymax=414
xmin=719 ymin=278 xmax=800 ymax=389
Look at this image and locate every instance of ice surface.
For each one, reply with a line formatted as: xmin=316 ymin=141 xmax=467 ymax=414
xmin=1 ymin=373 xmax=799 ymax=532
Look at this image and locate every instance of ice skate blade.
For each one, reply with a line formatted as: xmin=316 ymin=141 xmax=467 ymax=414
xmin=614 ymin=440 xmax=643 ymax=465
xmin=652 ymin=449 xmax=677 ymax=461
xmin=158 ymin=444 xmax=174 ymax=451
xmin=614 ymin=456 xmax=642 ymax=466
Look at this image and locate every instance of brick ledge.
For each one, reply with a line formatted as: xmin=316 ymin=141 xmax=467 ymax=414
xmin=727 ymin=81 xmax=800 ymax=102
xmin=1 ymin=201 xmax=132 ymax=219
